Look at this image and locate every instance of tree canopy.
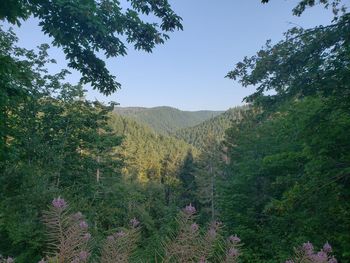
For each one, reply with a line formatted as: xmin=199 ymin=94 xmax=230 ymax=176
xmin=261 ymin=0 xmax=347 ymax=17
xmin=226 ymin=12 xmax=350 ymax=108
xmin=219 ymin=3 xmax=350 ymax=261
xmin=1 ymin=1 xmax=349 ymax=262
xmin=1 ymin=0 xmax=183 ymax=95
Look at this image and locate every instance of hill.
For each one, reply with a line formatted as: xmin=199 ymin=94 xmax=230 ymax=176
xmin=114 ymin=106 xmax=224 ymax=134
xmin=173 ymin=106 xmax=247 ymax=149
xmin=109 ymin=112 xmax=194 ymax=182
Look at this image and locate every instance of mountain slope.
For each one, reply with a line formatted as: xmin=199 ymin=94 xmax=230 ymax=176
xmin=109 ymin=112 xmax=194 ymax=182
xmin=173 ymin=106 xmax=247 ymax=149
xmin=114 ymin=106 xmax=224 ymax=134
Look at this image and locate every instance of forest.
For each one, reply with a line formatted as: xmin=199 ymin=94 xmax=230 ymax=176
xmin=0 ymin=0 xmax=349 ymax=262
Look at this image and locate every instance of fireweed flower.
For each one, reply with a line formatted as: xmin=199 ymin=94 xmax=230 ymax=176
xmin=302 ymin=241 xmax=314 ymax=254
xmin=311 ymin=251 xmax=328 ymax=262
xmin=184 ymin=204 xmax=196 ymax=215
xmin=323 ymin=242 xmax=332 ymax=253
xmin=286 ymin=242 xmax=338 ymax=263
xmin=79 ymin=220 xmax=88 ymax=229
xmin=130 ymin=218 xmax=140 ymax=228
xmin=228 ymin=234 xmax=241 ymax=244
xmin=52 ymin=197 xmax=67 ymax=209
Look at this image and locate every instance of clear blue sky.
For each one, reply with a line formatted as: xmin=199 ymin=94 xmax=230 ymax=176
xmin=11 ymin=1 xmax=334 ymax=110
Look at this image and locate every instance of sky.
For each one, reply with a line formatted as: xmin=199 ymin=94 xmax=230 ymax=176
xmin=10 ymin=0 xmax=335 ymax=111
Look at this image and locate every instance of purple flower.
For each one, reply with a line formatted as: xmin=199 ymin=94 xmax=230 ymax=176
xmin=198 ymin=256 xmax=207 ymax=263
xmin=38 ymin=259 xmax=47 ymax=263
xmin=323 ymin=242 xmax=332 ymax=253
xmin=83 ymin=233 xmax=91 ymax=241
xmin=311 ymin=251 xmax=328 ymax=262
xmin=79 ymin=220 xmax=88 ymax=229
xmin=6 ymin=258 xmax=14 ymax=263
xmin=52 ymin=197 xmax=67 ymax=209
xmin=228 ymin=234 xmax=241 ymax=244
xmin=184 ymin=204 xmax=196 ymax=215
xmin=191 ymin=223 xmax=199 ymax=232
xmin=228 ymin=247 xmax=239 ymax=257
xmin=79 ymin=251 xmax=89 ymax=261
xmin=302 ymin=241 xmax=314 ymax=254
xmin=130 ymin=218 xmax=140 ymax=228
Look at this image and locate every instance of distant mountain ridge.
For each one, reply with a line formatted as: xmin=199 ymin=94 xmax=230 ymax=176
xmin=173 ymin=106 xmax=247 ymax=149
xmin=114 ymin=106 xmax=224 ymax=134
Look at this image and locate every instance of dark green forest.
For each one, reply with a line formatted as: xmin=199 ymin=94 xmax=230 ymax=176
xmin=173 ymin=107 xmax=247 ymax=149
xmin=114 ymin=106 xmax=223 ymax=135
xmin=1 ymin=0 xmax=349 ymax=262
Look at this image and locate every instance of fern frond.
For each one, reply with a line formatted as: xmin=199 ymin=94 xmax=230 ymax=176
xmin=100 ymin=221 xmax=141 ymax=263
xmin=42 ymin=198 xmax=91 ymax=263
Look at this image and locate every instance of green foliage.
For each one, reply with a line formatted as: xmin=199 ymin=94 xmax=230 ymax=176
xmin=226 ymin=14 xmax=350 ymax=108
xmin=194 ymin=134 xmax=225 ymax=223
xmin=220 ymin=8 xmax=350 ymax=261
xmin=220 ymin=98 xmax=350 ymax=261
xmin=174 ymin=107 xmax=246 ymax=149
xmin=261 ymin=0 xmax=347 ymax=17
xmin=114 ymin=106 xmax=223 ymax=135
xmin=1 ymin=1 xmax=349 ymax=262
xmin=162 ymin=206 xmax=236 ymax=263
xmin=109 ymin=112 xmax=192 ymax=183
xmin=178 ymin=150 xmax=198 ymax=208
xmin=107 ymin=112 xmax=204 ymax=261
xmin=0 ymin=27 xmax=123 ymax=262
xmin=1 ymin=0 xmax=183 ymax=94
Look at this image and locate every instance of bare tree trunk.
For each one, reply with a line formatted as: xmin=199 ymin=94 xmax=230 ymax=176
xmin=96 ymin=128 xmax=101 ymax=183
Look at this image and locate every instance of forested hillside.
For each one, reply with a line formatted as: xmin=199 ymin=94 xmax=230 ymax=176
xmin=1 ymin=0 xmax=349 ymax=262
xmin=114 ymin=106 xmax=223 ymax=134
xmin=173 ymin=106 xmax=247 ymax=149
xmin=217 ymin=8 xmax=350 ymax=261
xmin=109 ymin=112 xmax=194 ymax=182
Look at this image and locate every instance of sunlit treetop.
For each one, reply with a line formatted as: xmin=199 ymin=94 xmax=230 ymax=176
xmin=1 ymin=0 xmax=183 ymax=95
xmin=228 ymin=1 xmax=350 ymax=108
xmin=261 ymin=0 xmax=347 ymax=17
